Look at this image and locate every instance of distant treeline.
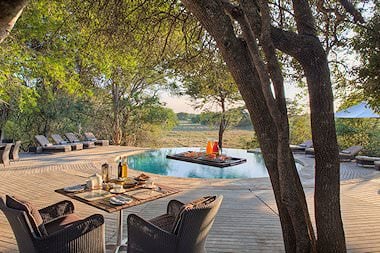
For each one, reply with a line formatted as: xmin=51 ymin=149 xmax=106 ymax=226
xmin=176 ymin=110 xmax=253 ymax=129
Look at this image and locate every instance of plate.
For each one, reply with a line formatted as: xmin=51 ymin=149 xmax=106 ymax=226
xmin=64 ymin=185 xmax=85 ymax=193
xmin=110 ymin=188 xmax=126 ymax=194
xmin=109 ymin=196 xmax=133 ymax=205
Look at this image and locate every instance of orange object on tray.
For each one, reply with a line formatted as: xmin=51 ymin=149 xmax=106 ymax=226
xmin=212 ymin=141 xmax=219 ymax=154
xmin=206 ymin=140 xmax=213 ymax=155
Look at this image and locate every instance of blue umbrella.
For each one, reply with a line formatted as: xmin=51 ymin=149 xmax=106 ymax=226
xmin=335 ymin=102 xmax=380 ymax=118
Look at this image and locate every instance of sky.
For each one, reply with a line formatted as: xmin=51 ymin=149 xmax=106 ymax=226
xmin=160 ymin=83 xmax=305 ymax=114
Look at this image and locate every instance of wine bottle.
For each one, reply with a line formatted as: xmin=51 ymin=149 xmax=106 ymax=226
xmin=122 ymin=157 xmax=128 ymax=178
xmin=117 ymin=158 xmax=122 ymax=178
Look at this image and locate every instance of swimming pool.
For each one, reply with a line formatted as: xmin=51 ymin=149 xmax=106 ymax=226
xmin=127 ymin=147 xmax=303 ymax=179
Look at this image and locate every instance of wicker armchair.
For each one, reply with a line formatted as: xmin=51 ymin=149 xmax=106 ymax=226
xmin=127 ymin=195 xmax=223 ymax=253
xmin=0 ymin=143 xmax=12 ymax=166
xmin=0 ymin=196 xmax=105 ymax=253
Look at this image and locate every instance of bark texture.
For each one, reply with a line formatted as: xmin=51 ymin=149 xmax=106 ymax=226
xmin=0 ymin=0 xmax=28 ymax=43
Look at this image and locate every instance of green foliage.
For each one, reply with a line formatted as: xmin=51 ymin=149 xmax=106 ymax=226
xmin=0 ymin=0 xmax=189 ymax=148
xmin=240 ymin=133 xmax=260 ymax=149
xmin=190 ymin=114 xmax=201 ymax=124
xmin=336 ymin=118 xmax=380 ymax=156
xmin=351 ymin=2 xmax=380 ymax=109
xmin=289 ymin=115 xmax=312 ymax=145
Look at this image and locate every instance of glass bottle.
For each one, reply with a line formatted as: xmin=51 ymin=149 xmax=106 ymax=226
xmin=101 ymin=163 xmax=109 ymax=183
xmin=117 ymin=158 xmax=122 ymax=178
xmin=212 ymin=141 xmax=219 ymax=155
xmin=122 ymin=157 xmax=128 ymax=178
xmin=206 ymin=140 xmax=213 ymax=155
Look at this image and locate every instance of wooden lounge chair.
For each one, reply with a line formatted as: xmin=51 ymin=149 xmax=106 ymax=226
xmin=84 ymin=132 xmax=109 ymax=146
xmin=0 ymin=143 xmax=12 ymax=166
xmin=10 ymin=141 xmax=21 ymax=162
xmin=355 ymin=155 xmax=380 ymax=167
xmin=65 ymin=132 xmax=95 ymax=149
xmin=0 ymin=195 xmax=105 ymax=253
xmin=127 ymin=195 xmax=223 ymax=253
xmin=35 ymin=135 xmax=71 ymax=153
xmin=51 ymin=134 xmax=83 ymax=151
xmin=306 ymin=145 xmax=363 ymax=161
xmin=338 ymin=145 xmax=363 ymax=161
xmin=290 ymin=140 xmax=313 ymax=152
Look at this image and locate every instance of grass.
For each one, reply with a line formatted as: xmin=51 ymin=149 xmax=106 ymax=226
xmin=156 ymin=129 xmax=255 ymax=149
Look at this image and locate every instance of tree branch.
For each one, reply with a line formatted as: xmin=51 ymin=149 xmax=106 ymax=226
xmin=258 ymin=0 xmax=287 ymax=119
xmin=0 ymin=0 xmax=28 ymax=43
xmin=291 ymin=0 xmax=316 ymax=36
xmin=338 ymin=0 xmax=365 ymax=23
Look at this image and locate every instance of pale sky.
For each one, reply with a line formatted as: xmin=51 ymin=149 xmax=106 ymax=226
xmin=160 ymin=83 xmax=305 ymax=114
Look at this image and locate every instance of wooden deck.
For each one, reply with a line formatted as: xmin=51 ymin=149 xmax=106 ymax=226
xmin=0 ymin=146 xmax=379 ymax=252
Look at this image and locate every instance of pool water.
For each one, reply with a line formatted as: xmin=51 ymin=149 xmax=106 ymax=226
xmin=127 ymin=147 xmax=303 ymax=179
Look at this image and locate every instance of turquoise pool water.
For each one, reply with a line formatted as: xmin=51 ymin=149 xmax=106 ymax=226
xmin=127 ymin=147 xmax=302 ymax=179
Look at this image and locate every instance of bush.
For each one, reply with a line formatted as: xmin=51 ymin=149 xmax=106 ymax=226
xmin=289 ymin=115 xmax=312 ymax=145
xmin=240 ymin=133 xmax=259 ymax=149
xmin=336 ymin=118 xmax=380 ymax=156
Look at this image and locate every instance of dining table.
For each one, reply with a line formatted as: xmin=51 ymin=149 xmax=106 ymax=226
xmin=56 ymin=180 xmax=180 ymax=253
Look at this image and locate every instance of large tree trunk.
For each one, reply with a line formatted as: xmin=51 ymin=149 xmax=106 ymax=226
xmin=0 ymin=0 xmax=28 ymax=43
xmin=299 ymin=43 xmax=345 ymax=252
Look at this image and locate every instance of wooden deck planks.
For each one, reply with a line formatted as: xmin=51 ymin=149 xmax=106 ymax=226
xmin=0 ymin=146 xmax=378 ymax=252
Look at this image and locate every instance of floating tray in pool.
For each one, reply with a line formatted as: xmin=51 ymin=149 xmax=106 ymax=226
xmin=166 ymin=151 xmax=247 ymax=168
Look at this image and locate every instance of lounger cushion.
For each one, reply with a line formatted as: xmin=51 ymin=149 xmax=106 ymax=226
xmin=341 ymin=150 xmax=351 ymax=154
xmin=45 ymin=213 xmax=81 ymax=234
xmin=6 ymin=195 xmax=48 ymax=237
xmin=44 ymin=143 xmax=53 ymax=147
xmin=59 ymin=141 xmax=67 ymax=144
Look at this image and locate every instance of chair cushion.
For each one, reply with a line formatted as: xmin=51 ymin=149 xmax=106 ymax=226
xmin=149 ymin=214 xmax=176 ymax=232
xmin=172 ymin=196 xmax=216 ymax=234
xmin=6 ymin=195 xmax=48 ymax=237
xmin=44 ymin=213 xmax=81 ymax=235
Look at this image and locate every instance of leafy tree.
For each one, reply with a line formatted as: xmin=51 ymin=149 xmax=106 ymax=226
xmin=176 ymin=50 xmax=242 ymax=149
xmin=0 ymin=0 xmax=181 ymax=148
xmin=351 ymin=2 xmax=380 ymax=109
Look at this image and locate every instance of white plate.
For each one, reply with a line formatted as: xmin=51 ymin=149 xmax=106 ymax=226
xmin=109 ymin=188 xmax=126 ymax=194
xmin=64 ymin=185 xmax=85 ymax=193
xmin=109 ymin=196 xmax=133 ymax=205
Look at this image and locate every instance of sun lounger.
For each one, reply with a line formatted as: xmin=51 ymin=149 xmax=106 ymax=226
xmin=84 ymin=132 xmax=109 ymax=146
xmin=51 ymin=134 xmax=83 ymax=151
xmin=290 ymin=140 xmax=313 ymax=152
xmin=355 ymin=155 xmax=380 ymax=167
xmin=338 ymin=145 xmax=363 ymax=161
xmin=35 ymin=135 xmax=71 ymax=153
xmin=306 ymin=145 xmax=363 ymax=161
xmin=64 ymin=133 xmax=95 ymax=149
xmin=374 ymin=161 xmax=380 ymax=170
